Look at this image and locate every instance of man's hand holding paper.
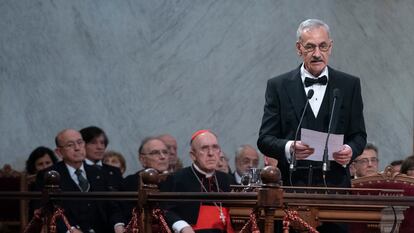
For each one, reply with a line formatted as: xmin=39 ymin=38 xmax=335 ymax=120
xmin=290 ymin=141 xmax=315 ymax=160
xmin=333 ymin=145 xmax=353 ymax=165
xmin=299 ymin=128 xmax=344 ymax=162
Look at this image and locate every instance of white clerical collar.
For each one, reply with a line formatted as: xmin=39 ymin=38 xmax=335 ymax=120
xmin=85 ymin=158 xmax=103 ymax=166
xmin=192 ymin=163 xmax=215 ymax=178
xmin=300 ymin=63 xmax=329 ymax=81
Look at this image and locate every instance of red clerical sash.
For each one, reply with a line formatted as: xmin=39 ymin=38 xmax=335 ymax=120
xmin=192 ymin=205 xmax=234 ymax=232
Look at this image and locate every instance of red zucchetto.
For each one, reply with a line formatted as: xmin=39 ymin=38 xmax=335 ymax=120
xmin=190 ymin=129 xmax=211 ymax=145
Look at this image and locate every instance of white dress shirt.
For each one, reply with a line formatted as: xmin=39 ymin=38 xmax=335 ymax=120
xmin=284 ymin=64 xmax=329 ymax=159
xmin=85 ymin=158 xmax=103 ymax=166
xmin=65 ymin=163 xmax=87 ymax=186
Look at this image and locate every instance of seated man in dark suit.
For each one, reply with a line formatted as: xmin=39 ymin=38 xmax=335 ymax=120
xmin=351 ymin=143 xmax=379 ymax=179
xmin=122 ymin=136 xmax=170 ymax=222
xmin=35 ymin=128 xmax=125 ymax=233
xmin=160 ymin=129 xmax=234 ymax=233
xmin=231 ymin=144 xmax=260 ymax=185
xmin=158 ymin=133 xmax=184 ymax=172
xmin=80 ymin=126 xmax=123 ymax=191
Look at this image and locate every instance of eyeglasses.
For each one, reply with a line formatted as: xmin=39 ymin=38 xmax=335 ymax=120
xmin=240 ymin=158 xmax=259 ymax=167
xmin=59 ymin=139 xmax=85 ymax=150
xmin=354 ymin=157 xmax=379 ymax=165
xmin=141 ymin=149 xmax=169 ymax=157
xmin=299 ymin=41 xmax=331 ymax=53
xmin=199 ymin=145 xmax=221 ymax=155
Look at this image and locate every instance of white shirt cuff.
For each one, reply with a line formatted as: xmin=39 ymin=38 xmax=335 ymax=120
xmin=114 ymin=223 xmax=125 ymax=229
xmin=343 ymin=144 xmax=352 ymax=167
xmin=285 ymin=140 xmax=294 ymax=161
xmin=66 ymin=226 xmax=80 ymax=233
xmin=344 ymin=144 xmax=352 ymax=153
xmin=172 ymin=220 xmax=191 ymax=233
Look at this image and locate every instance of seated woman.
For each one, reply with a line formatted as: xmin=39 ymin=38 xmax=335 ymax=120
xmin=25 ymin=146 xmax=58 ymax=175
xmin=103 ymin=150 xmax=126 ymax=176
xmin=401 ymin=155 xmax=414 ymax=177
xmin=25 ymin=146 xmax=58 ymax=220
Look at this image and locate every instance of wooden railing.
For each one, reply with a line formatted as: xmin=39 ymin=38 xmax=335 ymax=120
xmin=1 ymin=167 xmax=414 ymax=233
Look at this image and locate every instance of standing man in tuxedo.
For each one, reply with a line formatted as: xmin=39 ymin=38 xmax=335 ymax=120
xmin=257 ymin=19 xmax=366 ymax=233
xmin=257 ymin=18 xmax=367 ymax=188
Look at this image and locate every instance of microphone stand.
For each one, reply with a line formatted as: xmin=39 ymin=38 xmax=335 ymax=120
xmin=322 ymin=89 xmax=341 ymax=187
xmin=289 ymin=89 xmax=314 ymax=186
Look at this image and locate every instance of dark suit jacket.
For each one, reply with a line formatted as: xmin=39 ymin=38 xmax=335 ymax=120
xmin=101 ymin=163 xmax=123 ymax=191
xmin=257 ymin=65 xmax=366 ymax=187
xmin=35 ymin=161 xmax=124 ymax=233
xmin=229 ymin=172 xmax=241 ymax=185
xmin=121 ymin=171 xmax=142 ymax=222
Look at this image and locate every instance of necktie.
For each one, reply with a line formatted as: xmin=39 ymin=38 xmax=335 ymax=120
xmin=304 ymin=75 xmax=328 ymax=87
xmin=75 ymin=169 xmax=89 ymax=192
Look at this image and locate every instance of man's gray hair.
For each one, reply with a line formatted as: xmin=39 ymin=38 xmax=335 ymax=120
xmin=235 ymin=144 xmax=257 ymax=160
xmin=296 ymin=19 xmax=330 ymax=41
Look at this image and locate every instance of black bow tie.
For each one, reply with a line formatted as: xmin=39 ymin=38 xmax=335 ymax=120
xmin=304 ymin=75 xmax=328 ymax=87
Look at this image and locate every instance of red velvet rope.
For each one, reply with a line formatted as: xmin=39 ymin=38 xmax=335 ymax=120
xmin=283 ymin=209 xmax=319 ymax=233
xmin=249 ymin=211 xmax=260 ymax=233
xmin=152 ymin=208 xmax=172 ymax=233
xmin=238 ymin=210 xmax=260 ymax=233
xmin=49 ymin=207 xmax=72 ymax=233
xmin=23 ymin=208 xmax=44 ymax=233
xmin=238 ymin=215 xmax=252 ymax=232
xmin=282 ymin=212 xmax=290 ymax=233
xmin=125 ymin=207 xmax=141 ymax=233
xmin=23 ymin=206 xmax=74 ymax=233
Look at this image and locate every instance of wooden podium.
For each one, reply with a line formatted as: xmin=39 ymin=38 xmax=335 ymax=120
xmin=1 ymin=167 xmax=413 ymax=233
xmin=230 ymin=187 xmax=410 ymax=232
xmin=229 ymin=166 xmax=414 ymax=233
xmin=138 ymin=167 xmax=414 ymax=233
xmin=350 ymin=166 xmax=414 ymax=233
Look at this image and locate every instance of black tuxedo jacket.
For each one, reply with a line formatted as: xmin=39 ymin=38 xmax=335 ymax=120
xmin=35 ymin=161 xmax=124 ymax=233
xmin=257 ymin=65 xmax=366 ymax=187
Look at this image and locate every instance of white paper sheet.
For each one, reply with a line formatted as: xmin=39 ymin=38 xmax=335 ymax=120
xmin=300 ymin=128 xmax=344 ymax=161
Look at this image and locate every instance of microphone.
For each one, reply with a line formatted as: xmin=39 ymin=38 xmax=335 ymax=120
xmin=290 ymin=89 xmax=314 ymax=172
xmin=322 ymin=88 xmax=341 ymax=172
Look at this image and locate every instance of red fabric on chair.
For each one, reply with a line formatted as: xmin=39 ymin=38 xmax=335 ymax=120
xmin=351 ymin=168 xmax=414 ymax=233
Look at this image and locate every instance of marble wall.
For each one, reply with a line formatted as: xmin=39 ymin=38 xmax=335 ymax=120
xmin=1 ymin=0 xmax=413 ymax=175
